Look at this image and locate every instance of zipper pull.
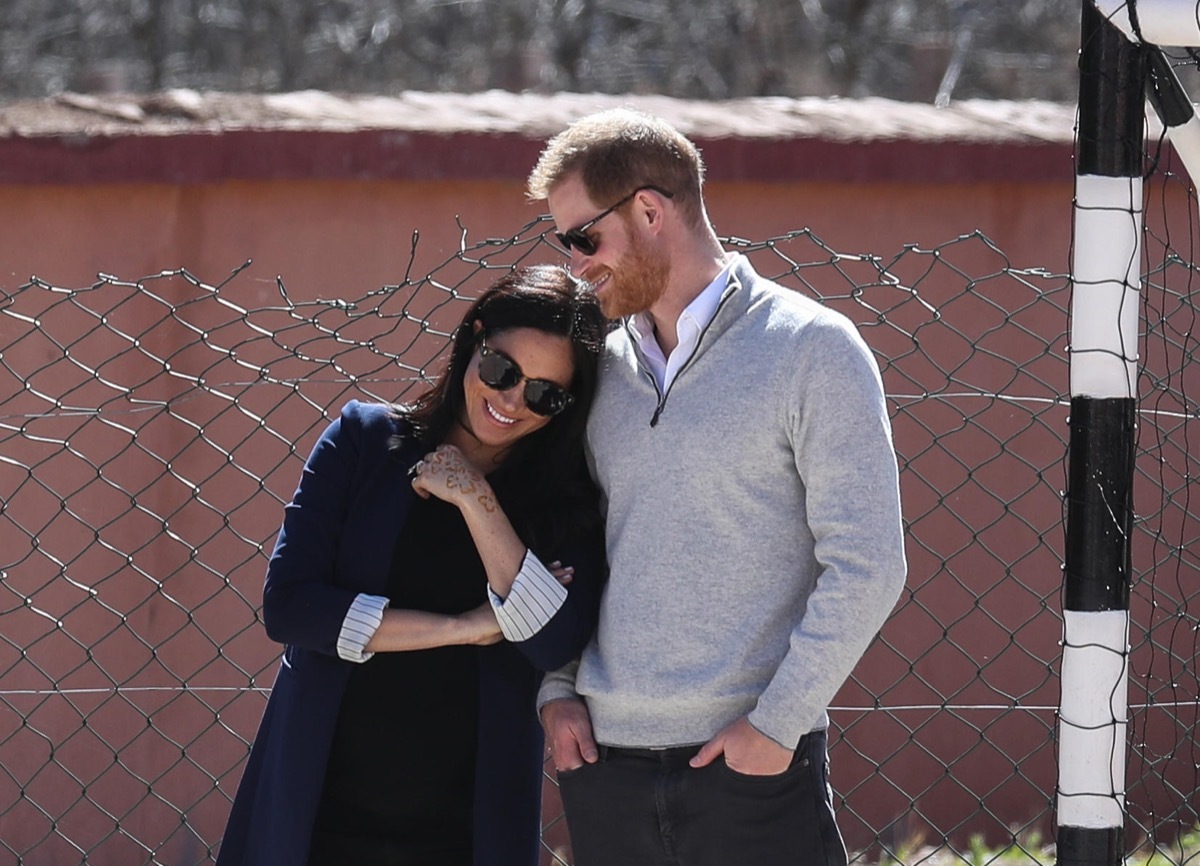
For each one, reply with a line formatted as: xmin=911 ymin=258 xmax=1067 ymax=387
xmin=650 ymin=404 xmax=663 ymax=427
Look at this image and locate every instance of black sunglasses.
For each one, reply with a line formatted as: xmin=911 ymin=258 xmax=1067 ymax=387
xmin=477 ymin=338 xmax=574 ymax=417
xmin=554 ymin=185 xmax=675 ymax=256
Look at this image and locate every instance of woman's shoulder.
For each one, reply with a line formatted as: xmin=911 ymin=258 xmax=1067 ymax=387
xmin=329 ymin=400 xmax=426 ymax=470
xmin=337 ymin=399 xmax=414 ymax=442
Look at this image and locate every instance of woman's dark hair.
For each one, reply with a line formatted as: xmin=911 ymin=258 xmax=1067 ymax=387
xmin=396 ymin=264 xmax=607 ymax=552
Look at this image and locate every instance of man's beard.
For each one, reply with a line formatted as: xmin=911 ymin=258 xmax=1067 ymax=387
xmin=597 ymin=231 xmax=670 ymax=319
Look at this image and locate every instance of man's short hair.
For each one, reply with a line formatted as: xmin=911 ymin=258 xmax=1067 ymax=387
xmin=527 ymin=108 xmax=706 ymax=227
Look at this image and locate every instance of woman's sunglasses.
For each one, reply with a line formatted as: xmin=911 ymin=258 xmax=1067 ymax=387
xmin=477 ymin=339 xmax=574 ymax=417
xmin=554 ymin=185 xmax=674 ymax=257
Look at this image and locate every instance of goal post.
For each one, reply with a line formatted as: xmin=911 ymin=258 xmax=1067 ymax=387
xmin=1063 ymin=4 xmax=1200 ymax=866
xmin=1058 ymin=5 xmax=1143 ymax=866
xmin=1093 ymin=0 xmax=1200 ymax=47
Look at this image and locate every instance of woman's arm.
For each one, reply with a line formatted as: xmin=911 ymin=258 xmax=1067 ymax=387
xmin=261 ymin=407 xmax=372 ymax=655
xmin=409 ymin=444 xmax=529 ymax=597
xmin=506 ymin=526 xmax=606 ymax=670
xmin=265 ymin=402 xmax=505 ymax=661
xmin=334 ymin=593 xmax=504 ymax=661
xmin=410 ymin=444 xmax=606 ymax=669
xmin=264 ymin=405 xmax=517 ymax=662
xmin=364 ymin=602 xmax=503 ymax=652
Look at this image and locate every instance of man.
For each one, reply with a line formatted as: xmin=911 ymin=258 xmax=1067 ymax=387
xmin=528 ymin=108 xmax=906 ymax=866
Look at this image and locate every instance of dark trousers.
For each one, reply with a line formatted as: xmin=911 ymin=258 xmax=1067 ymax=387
xmin=556 ymin=730 xmax=849 ymax=866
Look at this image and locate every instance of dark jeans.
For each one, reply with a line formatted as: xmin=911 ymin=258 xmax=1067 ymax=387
xmin=556 ymin=730 xmax=849 ymax=866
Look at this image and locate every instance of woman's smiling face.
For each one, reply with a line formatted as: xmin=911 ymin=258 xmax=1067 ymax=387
xmin=457 ymin=326 xmax=575 ymax=459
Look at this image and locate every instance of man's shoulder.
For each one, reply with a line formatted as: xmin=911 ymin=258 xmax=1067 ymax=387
xmin=729 ymin=261 xmax=873 ymax=370
xmin=736 ymin=266 xmax=853 ymax=333
xmin=733 ymin=257 xmax=814 ymax=309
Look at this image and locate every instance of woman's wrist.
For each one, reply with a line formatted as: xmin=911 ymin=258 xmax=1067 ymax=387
xmin=453 ymin=604 xmax=503 ymax=646
xmin=456 ymin=478 xmax=499 ymax=517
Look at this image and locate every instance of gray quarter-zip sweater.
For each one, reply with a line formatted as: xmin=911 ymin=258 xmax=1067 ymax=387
xmin=539 ymin=256 xmax=906 ymax=750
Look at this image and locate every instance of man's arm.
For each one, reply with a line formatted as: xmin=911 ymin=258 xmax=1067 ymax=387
xmin=698 ymin=314 xmax=907 ymax=771
xmin=538 ymin=659 xmax=599 ymax=772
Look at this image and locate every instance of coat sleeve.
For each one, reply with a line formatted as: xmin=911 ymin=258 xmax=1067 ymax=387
xmin=261 ymin=401 xmax=374 ymax=657
xmin=506 ymin=523 xmax=607 ymax=672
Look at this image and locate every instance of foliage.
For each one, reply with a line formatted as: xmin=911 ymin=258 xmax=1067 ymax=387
xmin=867 ymin=826 xmax=1200 ymax=866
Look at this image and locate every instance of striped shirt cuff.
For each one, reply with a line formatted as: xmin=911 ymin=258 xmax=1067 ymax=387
xmin=336 ymin=593 xmax=388 ymax=662
xmin=488 ymin=550 xmax=569 ymax=642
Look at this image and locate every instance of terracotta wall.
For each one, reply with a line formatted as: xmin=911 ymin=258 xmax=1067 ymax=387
xmin=0 ymin=175 xmax=1073 ymax=300
xmin=3 ymin=124 xmax=1190 ymax=864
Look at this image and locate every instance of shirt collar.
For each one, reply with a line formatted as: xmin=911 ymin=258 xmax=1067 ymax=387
xmin=629 ymin=257 xmax=736 ymax=345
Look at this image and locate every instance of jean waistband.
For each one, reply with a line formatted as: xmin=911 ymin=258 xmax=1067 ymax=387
xmin=597 ymin=744 xmax=699 ymax=762
xmin=597 ymin=731 xmax=818 ymax=764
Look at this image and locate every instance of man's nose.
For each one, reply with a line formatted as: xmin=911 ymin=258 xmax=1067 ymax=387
xmin=570 ymin=247 xmax=593 ymax=275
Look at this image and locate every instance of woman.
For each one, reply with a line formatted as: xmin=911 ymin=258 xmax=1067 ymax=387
xmin=217 ymin=265 xmax=608 ymax=866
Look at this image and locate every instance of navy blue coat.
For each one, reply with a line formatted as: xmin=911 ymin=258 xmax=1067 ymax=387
xmin=216 ymin=400 xmax=605 ymax=866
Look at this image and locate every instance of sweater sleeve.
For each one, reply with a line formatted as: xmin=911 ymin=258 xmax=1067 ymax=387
xmin=747 ymin=315 xmax=907 ymax=748
xmin=537 ymin=658 xmax=582 ymax=711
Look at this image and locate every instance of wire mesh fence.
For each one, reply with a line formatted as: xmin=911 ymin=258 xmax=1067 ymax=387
xmin=0 ymin=211 xmax=1196 ymax=866
xmin=1124 ymin=58 xmax=1200 ymax=862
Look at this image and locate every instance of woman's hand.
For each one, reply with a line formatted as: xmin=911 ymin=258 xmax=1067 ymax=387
xmin=548 ymin=561 xmax=575 ymax=585
xmin=410 ymin=444 xmax=497 ymax=513
xmin=456 ymin=601 xmax=505 ymax=646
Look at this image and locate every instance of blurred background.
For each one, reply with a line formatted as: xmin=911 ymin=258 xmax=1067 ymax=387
xmin=0 ymin=0 xmax=1085 ymax=103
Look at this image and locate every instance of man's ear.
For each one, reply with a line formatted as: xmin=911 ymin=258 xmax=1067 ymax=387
xmin=639 ymin=189 xmax=668 ymax=235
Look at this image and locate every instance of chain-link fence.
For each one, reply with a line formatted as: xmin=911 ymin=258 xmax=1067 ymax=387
xmin=1 ymin=212 xmax=1196 ymax=865
xmin=1122 ymin=121 xmax=1200 ymax=863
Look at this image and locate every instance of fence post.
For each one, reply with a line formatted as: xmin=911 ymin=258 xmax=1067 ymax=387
xmin=1057 ymin=4 xmax=1142 ymax=866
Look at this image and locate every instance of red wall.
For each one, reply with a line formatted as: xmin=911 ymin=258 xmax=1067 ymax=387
xmin=7 ymin=117 xmax=1188 ymax=864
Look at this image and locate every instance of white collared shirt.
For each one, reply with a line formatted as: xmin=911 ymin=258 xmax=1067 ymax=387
xmin=628 ymin=259 xmax=734 ymax=393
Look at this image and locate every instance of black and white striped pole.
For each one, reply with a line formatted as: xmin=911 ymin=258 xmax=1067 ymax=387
xmin=1058 ymin=4 xmax=1143 ymax=866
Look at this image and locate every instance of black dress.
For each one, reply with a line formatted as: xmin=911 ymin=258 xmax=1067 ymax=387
xmin=308 ymin=493 xmax=487 ymax=866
